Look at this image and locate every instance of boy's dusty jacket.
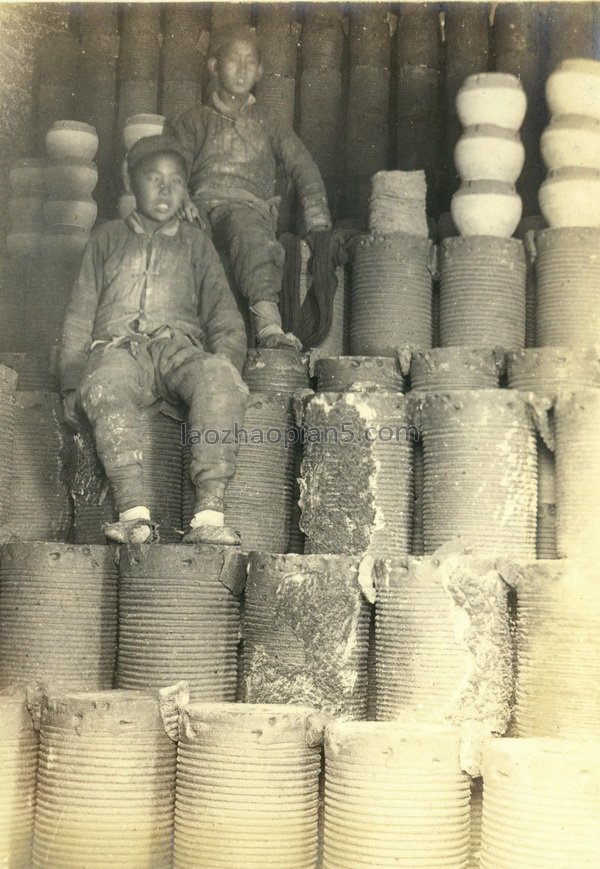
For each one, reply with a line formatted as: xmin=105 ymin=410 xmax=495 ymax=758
xmin=59 ymin=212 xmax=248 ymax=392
xmin=170 ymin=93 xmax=332 ymax=230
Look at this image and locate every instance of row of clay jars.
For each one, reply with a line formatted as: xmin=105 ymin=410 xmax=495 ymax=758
xmin=10 ymin=157 xmax=98 ymax=200
xmin=540 ymin=58 xmax=600 ymax=228
xmin=452 ymin=73 xmax=526 ymax=237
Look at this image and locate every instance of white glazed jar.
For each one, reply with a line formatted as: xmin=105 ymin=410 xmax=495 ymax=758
xmin=451 ymin=180 xmax=523 ymax=237
xmin=541 ymin=114 xmax=600 ymax=171
xmin=454 ymin=124 xmax=525 ymax=183
xmin=546 ymin=58 xmax=600 ymax=121
xmin=539 ymin=167 xmax=600 ymax=228
xmin=456 ymin=72 xmax=527 ymax=131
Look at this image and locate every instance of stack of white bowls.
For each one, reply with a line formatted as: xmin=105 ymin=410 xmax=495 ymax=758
xmin=43 ymin=120 xmax=99 ymax=264
xmin=452 ymin=72 xmax=527 ymax=237
xmin=540 ymin=58 xmax=600 ymax=227
xmin=7 ymin=159 xmax=47 ymax=258
xmin=119 ymin=112 xmax=165 ymax=219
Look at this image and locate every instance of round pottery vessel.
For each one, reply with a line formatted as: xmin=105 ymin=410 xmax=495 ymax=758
xmin=546 ymin=58 xmax=600 ymax=121
xmin=6 ymin=231 xmax=42 ymax=258
xmin=541 ymin=114 xmax=600 ymax=171
xmin=45 ymin=120 xmax=98 ymax=161
xmin=123 ymin=113 xmax=165 ymax=151
xmin=117 ymin=193 xmax=136 ymax=219
xmin=455 ymin=125 xmax=525 ymax=182
xmin=539 ymin=167 xmax=600 ymax=228
xmin=43 ymin=197 xmax=98 ymax=231
xmin=45 ymin=158 xmax=98 ymax=198
xmin=456 ymin=72 xmax=527 ymax=131
xmin=9 ymin=158 xmax=47 ymax=195
xmin=451 ymin=180 xmax=522 ymax=237
xmin=41 ymin=227 xmax=90 ymax=264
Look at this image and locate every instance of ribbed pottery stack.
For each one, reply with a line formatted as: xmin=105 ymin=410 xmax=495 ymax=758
xmin=242 ymin=553 xmax=372 ymax=718
xmin=374 ymin=553 xmax=513 ymax=764
xmin=0 ymin=350 xmax=59 ymax=393
xmin=299 ymin=389 xmax=413 ymax=557
xmin=35 ymin=17 xmax=78 ymax=150
xmin=346 ymin=4 xmax=392 ymax=222
xmin=315 ymin=355 xmax=404 ymax=394
xmin=480 ymin=738 xmax=600 ymax=868
xmin=33 ymin=690 xmax=178 ymax=868
xmin=116 ymin=5 xmax=161 ymax=135
xmin=322 ymin=722 xmax=470 ymax=868
xmin=509 ymin=560 xmax=600 ymax=739
xmin=0 ymin=691 xmax=39 ymax=868
xmin=8 ymin=391 xmax=72 ymax=541
xmin=411 ymin=389 xmax=537 ymax=557
xmin=117 ymin=545 xmax=245 ymax=702
xmin=174 ymin=703 xmax=322 ymax=869
xmin=73 ymin=4 xmax=119 ymax=218
xmin=160 ymin=4 xmax=207 ymax=121
xmin=183 ymin=392 xmax=296 ymax=552
xmin=72 ymin=404 xmax=183 ymax=544
xmin=0 ymin=364 xmax=18 ymax=526
xmin=0 ymin=542 xmax=118 ymax=693
xmin=441 ymin=73 xmax=527 ymax=348
xmin=255 ymin=5 xmax=299 ymax=130
xmin=7 ymin=158 xmax=46 ymax=259
xmin=300 ymin=4 xmax=345 ymax=214
xmin=394 ymin=3 xmax=440 ymax=207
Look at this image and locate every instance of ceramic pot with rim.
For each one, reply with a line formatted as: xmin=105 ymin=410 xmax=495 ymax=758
xmin=45 ymin=120 xmax=98 ymax=161
xmin=541 ymin=114 xmax=600 ymax=171
xmin=539 ymin=167 xmax=600 ymax=228
xmin=456 ymin=72 xmax=527 ymax=131
xmin=455 ymin=124 xmax=525 ymax=182
xmin=451 ymin=180 xmax=522 ymax=237
xmin=546 ymin=57 xmax=600 ymax=121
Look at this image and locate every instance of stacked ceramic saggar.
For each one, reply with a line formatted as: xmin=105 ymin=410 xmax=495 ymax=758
xmin=183 ymin=393 xmax=296 ymax=552
xmin=369 ymin=170 xmax=428 ymax=237
xmin=0 ymin=542 xmax=118 ymax=693
xmin=160 ymin=5 xmax=207 ymax=121
xmin=116 ymin=5 xmax=162 ymax=135
xmin=374 ymin=553 xmax=513 ymax=773
xmin=7 ymin=158 xmax=46 ymax=259
xmin=322 ymin=721 xmax=471 ymax=868
xmin=117 ymin=544 xmax=245 ymax=702
xmin=480 ymin=738 xmax=600 ymax=867
xmin=256 ymin=6 xmax=299 ymax=130
xmin=299 ymin=390 xmax=413 ymax=557
xmin=242 ymin=553 xmax=373 ymax=718
xmin=33 ymin=689 xmax=180 ymax=868
xmin=508 ymin=560 xmax=600 ymax=738
xmin=346 ymin=4 xmax=392 ymax=222
xmin=0 ymin=364 xmax=18 ymax=526
xmin=174 ymin=703 xmax=322 ymax=869
xmin=0 ymin=690 xmax=39 ymax=868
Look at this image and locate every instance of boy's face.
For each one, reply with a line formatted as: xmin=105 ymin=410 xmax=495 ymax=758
xmin=130 ymin=153 xmax=186 ymax=223
xmin=213 ymin=38 xmax=262 ymax=97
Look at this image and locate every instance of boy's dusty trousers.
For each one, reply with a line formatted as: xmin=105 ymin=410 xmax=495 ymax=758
xmin=78 ymin=329 xmax=249 ymax=514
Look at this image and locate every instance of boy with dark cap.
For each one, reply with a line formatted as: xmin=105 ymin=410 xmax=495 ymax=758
xmin=170 ymin=24 xmax=332 ymax=351
xmin=59 ymin=134 xmax=249 ymax=546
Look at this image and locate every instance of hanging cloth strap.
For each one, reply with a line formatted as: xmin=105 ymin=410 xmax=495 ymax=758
xmin=299 ymin=230 xmax=348 ymax=350
xmin=279 ymin=232 xmax=303 ymax=338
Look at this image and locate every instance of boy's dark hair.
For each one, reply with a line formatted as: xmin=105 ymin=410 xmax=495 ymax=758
xmin=127 ymin=134 xmax=188 ymax=179
xmin=208 ymin=24 xmax=261 ymax=62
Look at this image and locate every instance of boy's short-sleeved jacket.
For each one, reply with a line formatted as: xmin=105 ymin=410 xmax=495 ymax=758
xmin=171 ymin=95 xmax=332 ymax=231
xmin=58 ymin=213 xmax=248 ymax=393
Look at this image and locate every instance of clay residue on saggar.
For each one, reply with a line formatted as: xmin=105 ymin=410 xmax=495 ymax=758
xmin=299 ymin=394 xmax=378 ymax=554
xmin=244 ymin=555 xmax=371 ymax=719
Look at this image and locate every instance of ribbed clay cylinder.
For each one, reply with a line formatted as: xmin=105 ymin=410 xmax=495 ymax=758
xmin=554 ymin=389 xmax=600 ymax=556
xmin=506 ymin=346 xmax=600 ymax=395
xmin=409 ymin=348 xmax=502 ymax=392
xmin=243 ymin=348 xmax=311 ymax=394
xmin=33 ymin=690 xmax=178 ymax=869
xmin=439 ymin=236 xmax=526 ymax=348
xmin=299 ymin=391 xmax=413 ymax=556
xmin=8 ymin=391 xmax=71 ymax=540
xmin=243 ymin=553 xmax=373 ymax=718
xmin=184 ymin=393 xmax=296 ymax=552
xmin=412 ymin=390 xmax=538 ymax=557
xmin=174 ymin=703 xmax=322 ymax=869
xmin=534 ymin=228 xmax=600 ymax=345
xmin=0 ymin=351 xmax=59 ymax=392
xmin=0 ymin=543 xmax=118 ymax=693
xmin=116 ymin=544 xmax=245 ymax=701
xmin=323 ymin=722 xmax=470 ymax=869
xmin=375 ymin=555 xmax=512 ymax=757
xmin=351 ymin=233 xmax=433 ymax=355
xmin=315 ymin=356 xmax=404 ymax=393
xmin=0 ymin=691 xmax=39 ymax=868
xmin=469 ymin=778 xmax=483 ymax=869
xmin=480 ymin=738 xmax=600 ymax=868
xmin=0 ymin=364 xmax=18 ymax=523
xmin=509 ymin=560 xmax=600 ymax=738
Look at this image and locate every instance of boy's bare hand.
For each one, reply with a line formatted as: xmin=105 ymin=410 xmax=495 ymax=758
xmin=177 ymin=197 xmax=208 ymax=231
xmin=62 ymin=390 xmax=81 ymax=430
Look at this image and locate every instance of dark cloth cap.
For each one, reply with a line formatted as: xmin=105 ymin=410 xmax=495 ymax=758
xmin=208 ymin=24 xmax=260 ymax=60
xmin=127 ymin=134 xmax=188 ymax=174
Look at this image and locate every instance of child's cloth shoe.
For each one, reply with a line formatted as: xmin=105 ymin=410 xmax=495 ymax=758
xmin=102 ymin=518 xmax=160 ymax=544
xmin=256 ymin=328 xmax=303 ymax=352
xmin=181 ymin=524 xmax=241 ymax=546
